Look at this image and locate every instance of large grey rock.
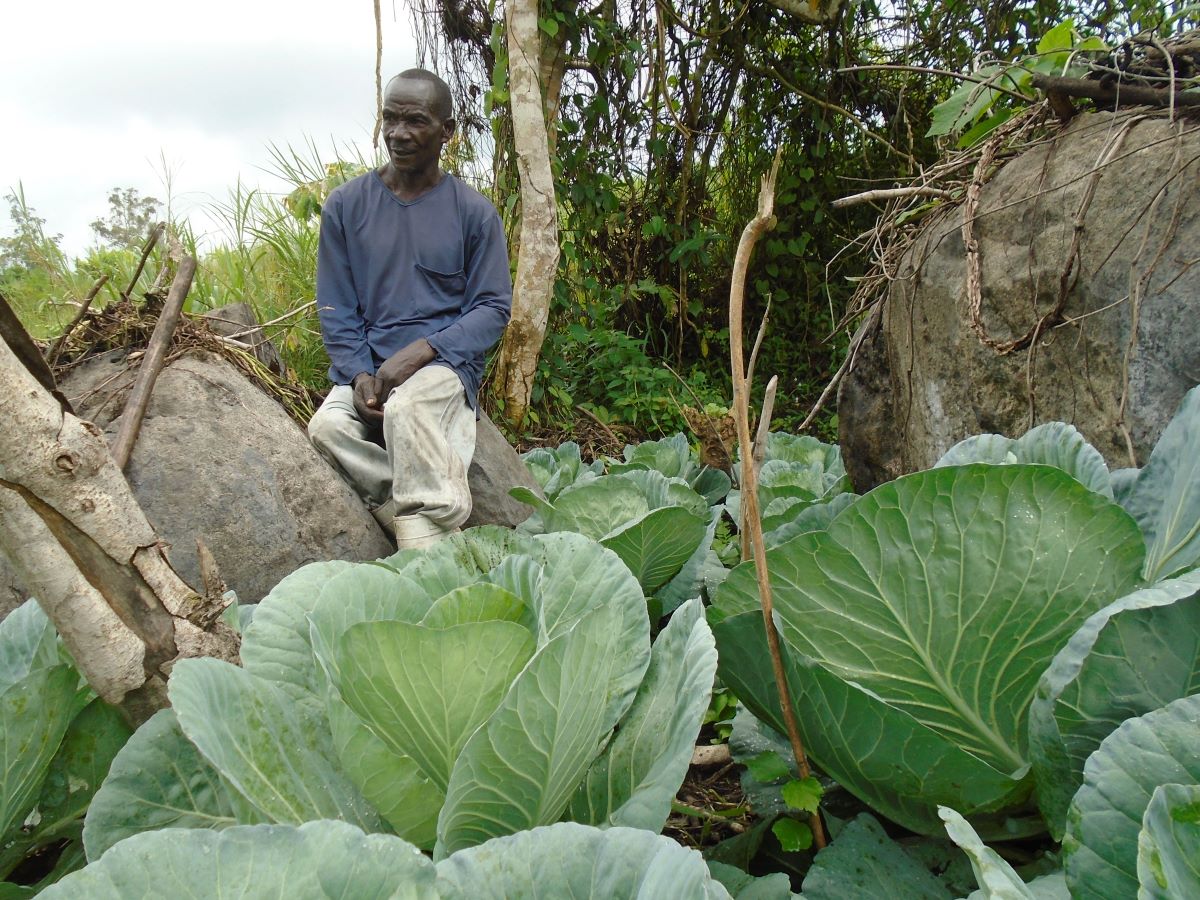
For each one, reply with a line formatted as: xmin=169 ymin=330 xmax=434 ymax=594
xmin=465 ymin=410 xmax=540 ymax=528
xmin=839 ymin=110 xmax=1200 ymax=491
xmin=57 ymin=349 xmax=393 ymax=603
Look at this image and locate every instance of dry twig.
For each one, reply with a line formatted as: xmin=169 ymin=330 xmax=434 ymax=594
xmin=110 ymin=257 xmax=198 ymax=470
xmin=729 ymin=148 xmax=826 ymax=850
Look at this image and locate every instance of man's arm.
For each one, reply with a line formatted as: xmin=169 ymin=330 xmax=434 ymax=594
xmin=316 ymin=192 xmax=376 ymax=386
xmin=424 ymin=209 xmax=512 ymax=368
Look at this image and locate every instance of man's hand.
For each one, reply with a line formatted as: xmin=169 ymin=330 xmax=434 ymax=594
xmin=376 ymin=339 xmax=437 ymax=401
xmin=352 ymin=372 xmax=385 ymax=426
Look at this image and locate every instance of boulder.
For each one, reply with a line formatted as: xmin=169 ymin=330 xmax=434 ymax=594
xmin=55 ymin=349 xmax=394 ymax=603
xmin=839 ymin=110 xmax=1200 ymax=491
xmin=465 ymin=411 xmax=540 ymax=528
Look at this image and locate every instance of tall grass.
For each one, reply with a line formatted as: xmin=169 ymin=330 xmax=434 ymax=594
xmin=4 ymin=142 xmax=382 ymax=390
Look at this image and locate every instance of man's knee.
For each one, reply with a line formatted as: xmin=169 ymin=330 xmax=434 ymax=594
xmin=308 ymin=403 xmax=355 ymax=453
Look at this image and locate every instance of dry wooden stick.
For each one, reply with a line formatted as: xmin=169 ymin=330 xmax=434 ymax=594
xmin=752 ymin=375 xmax=778 ymax=481
xmin=1031 ymin=73 xmax=1200 ymax=109
xmin=47 ymin=273 xmax=109 ymax=365
xmin=832 ymin=185 xmax=955 ymax=209
xmin=216 ymin=299 xmax=316 ymax=340
xmin=729 ymin=150 xmax=827 ymax=850
xmin=110 ymin=256 xmax=197 ymax=470
xmin=122 ymin=222 xmax=166 ymax=301
xmin=745 ymin=294 xmax=772 ymax=393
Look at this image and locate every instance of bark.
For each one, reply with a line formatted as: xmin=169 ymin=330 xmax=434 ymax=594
xmin=0 ymin=335 xmax=239 ymax=725
xmin=493 ymin=0 xmax=560 ymax=425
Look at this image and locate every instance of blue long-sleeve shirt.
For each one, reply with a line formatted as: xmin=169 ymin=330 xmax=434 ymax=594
xmin=316 ymin=171 xmax=512 ymax=409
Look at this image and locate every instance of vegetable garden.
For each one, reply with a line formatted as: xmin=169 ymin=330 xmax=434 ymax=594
xmin=2 ymin=381 xmax=1197 ymax=897
xmin=3 ymin=3 xmax=1198 ymax=896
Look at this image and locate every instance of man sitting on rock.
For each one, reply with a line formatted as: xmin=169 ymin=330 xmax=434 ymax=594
xmin=308 ymin=68 xmax=512 ymax=549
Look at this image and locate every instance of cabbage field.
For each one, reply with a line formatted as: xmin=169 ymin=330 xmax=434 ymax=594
xmin=3 ymin=386 xmax=1198 ymax=897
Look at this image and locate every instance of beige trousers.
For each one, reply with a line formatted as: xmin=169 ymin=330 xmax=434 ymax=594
xmin=308 ymin=365 xmax=475 ymax=544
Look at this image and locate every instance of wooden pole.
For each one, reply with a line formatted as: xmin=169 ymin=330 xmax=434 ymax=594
xmin=47 ymin=273 xmax=109 ymax=365
xmin=110 ymin=255 xmax=197 ymax=470
xmin=121 ymin=222 xmax=165 ymax=301
xmin=729 ymin=151 xmax=827 ymax=849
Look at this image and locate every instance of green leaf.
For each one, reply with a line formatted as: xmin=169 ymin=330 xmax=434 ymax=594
xmin=0 ymin=665 xmax=77 ymax=840
xmin=26 ymin=699 xmax=131 ymax=846
xmin=1138 ymin=783 xmax=1200 ymax=898
xmin=801 ymin=813 xmax=952 ymax=899
xmin=241 ymin=560 xmax=355 ymax=703
xmin=538 ymin=16 xmax=559 ymax=37
xmin=657 ymin=508 xmax=723 ymax=615
xmin=935 ymin=422 xmax=1112 ymax=497
xmin=82 ymin=709 xmax=239 ymax=861
xmin=436 ymin=822 xmax=731 ymax=898
xmin=1029 ymin=571 xmax=1200 ymax=838
xmin=569 ymin=598 xmax=717 ymax=831
xmin=717 ymin=610 xmax=1026 ymax=834
xmin=523 ymin=533 xmax=649 ymax=653
xmin=706 ymin=861 xmax=795 ymax=899
xmin=939 ymin=807 xmax=1068 ymax=898
xmin=533 ymin=477 xmax=649 ymax=539
xmin=1116 ymin=384 xmax=1200 ymax=580
xmin=0 ymin=600 xmax=61 ymax=692
xmin=420 ymin=583 xmax=532 ymax=629
xmin=327 ymin=692 xmax=441 ymax=850
xmin=1037 ymin=20 xmax=1075 ymax=54
xmin=602 ymin=506 xmax=710 ymax=594
xmin=334 ymin=619 xmax=535 ymax=793
xmin=1064 ymin=694 xmax=1200 ymax=898
xmin=44 ymin=820 xmax=438 ymax=900
xmin=764 ymin=493 xmax=857 ymax=549
xmin=780 ymin=777 xmax=822 ymax=814
xmin=714 ymin=465 xmax=1144 ymax=832
xmin=169 ymin=658 xmax=381 ymax=831
xmin=957 ymin=107 xmax=1016 ymax=148
xmin=729 ymin=709 xmax=800 ymax=817
xmin=771 ymin=817 xmax=813 ymax=852
xmin=436 ymin=602 xmax=647 ymax=857
xmin=927 ymin=71 xmax=999 ymax=137
xmin=746 ymin=751 xmax=792 ymax=784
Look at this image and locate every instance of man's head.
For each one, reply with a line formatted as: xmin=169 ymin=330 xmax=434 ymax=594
xmin=380 ymin=70 xmax=456 ymax=182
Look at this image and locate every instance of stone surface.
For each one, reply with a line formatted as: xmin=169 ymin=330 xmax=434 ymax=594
xmin=839 ymin=110 xmax=1200 ymax=491
xmin=200 ymin=302 xmax=284 ymax=373
xmin=59 ymin=349 xmax=393 ymax=604
xmin=465 ymin=410 xmax=540 ymax=528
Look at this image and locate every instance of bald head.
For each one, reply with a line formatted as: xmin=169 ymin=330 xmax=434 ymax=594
xmin=387 ymin=69 xmax=453 ymax=122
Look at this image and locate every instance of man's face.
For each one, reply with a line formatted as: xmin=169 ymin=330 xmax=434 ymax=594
xmin=381 ymin=79 xmax=454 ymax=178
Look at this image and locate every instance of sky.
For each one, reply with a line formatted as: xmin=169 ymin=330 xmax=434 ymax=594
xmin=1 ymin=1 xmax=421 ymax=257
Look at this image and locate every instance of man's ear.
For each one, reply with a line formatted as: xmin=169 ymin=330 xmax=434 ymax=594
xmin=441 ymin=118 xmax=457 ymax=145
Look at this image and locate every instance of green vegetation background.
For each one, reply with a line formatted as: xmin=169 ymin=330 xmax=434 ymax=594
xmin=1 ymin=0 xmax=1177 ymax=443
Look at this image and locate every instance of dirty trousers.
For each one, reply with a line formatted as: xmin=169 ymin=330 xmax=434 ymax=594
xmin=307 ymin=365 xmax=475 ymax=543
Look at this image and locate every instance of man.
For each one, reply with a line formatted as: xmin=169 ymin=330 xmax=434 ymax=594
xmin=308 ymin=69 xmax=512 ymax=549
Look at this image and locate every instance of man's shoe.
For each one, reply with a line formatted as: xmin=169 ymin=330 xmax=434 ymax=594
xmin=370 ymin=498 xmax=398 ymax=536
xmin=393 ymin=514 xmax=460 ymax=550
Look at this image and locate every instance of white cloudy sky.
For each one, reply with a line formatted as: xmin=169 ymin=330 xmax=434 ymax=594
xmin=1 ymin=1 xmax=420 ymax=256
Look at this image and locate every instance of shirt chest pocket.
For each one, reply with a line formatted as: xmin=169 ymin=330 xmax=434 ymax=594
xmin=413 ymin=263 xmax=467 ymax=317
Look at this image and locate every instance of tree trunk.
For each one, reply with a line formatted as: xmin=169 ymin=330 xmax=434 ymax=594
xmin=493 ymin=0 xmax=560 ymax=426
xmin=0 ymin=336 xmax=239 ymax=726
